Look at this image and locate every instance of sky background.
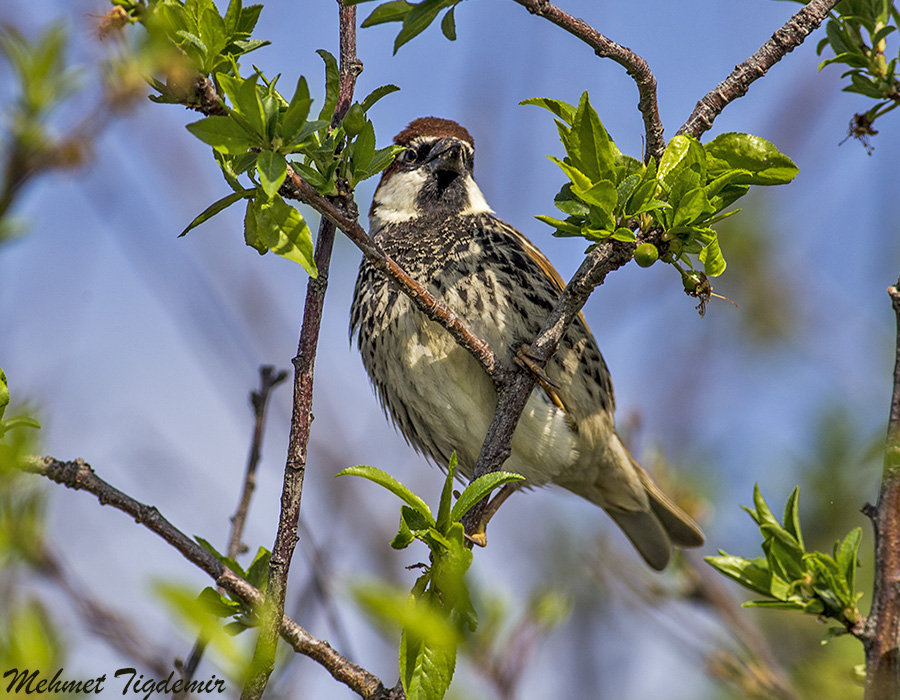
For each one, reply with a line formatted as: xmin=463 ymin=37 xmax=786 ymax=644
xmin=2 ymin=0 xmax=899 ymax=697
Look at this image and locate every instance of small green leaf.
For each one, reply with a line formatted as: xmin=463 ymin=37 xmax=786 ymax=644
xmin=245 ymin=546 xmax=271 ymax=590
xmin=705 ymin=132 xmax=798 ymax=186
xmin=249 ymin=196 xmax=317 ymax=274
xmin=535 ymin=214 xmax=581 ymax=236
xmin=449 ymin=471 xmax=524 ymax=523
xmin=282 ymin=75 xmax=312 ymax=143
xmin=547 ymin=156 xmax=592 ymax=193
xmin=436 ymin=453 xmax=458 ymax=533
xmin=257 ymin=151 xmax=288 ymax=197
xmin=362 ymin=0 xmax=413 ymax=27
xmin=520 ymin=96 xmax=576 ymax=125
xmin=360 ymin=84 xmax=401 ymax=112
xmin=338 ymin=465 xmax=435 ymax=524
xmin=394 ymin=0 xmax=444 ymax=53
xmin=568 ymin=91 xmax=616 ymax=182
xmin=198 ymin=587 xmax=242 ymax=617
xmin=440 ymin=7 xmax=457 ymax=41
xmin=186 ymin=115 xmax=254 ymax=154
xmin=351 ymin=120 xmax=377 ymax=181
xmin=698 ymin=236 xmax=726 ymax=277
xmin=577 ymin=180 xmax=617 ymax=212
xmin=782 ymin=486 xmax=804 ymax=550
xmin=317 ymin=49 xmax=340 ymax=121
xmin=180 ymin=189 xmax=252 ymax=236
xmin=194 ymin=536 xmax=246 ymax=579
xmin=705 ymin=554 xmax=773 ymax=597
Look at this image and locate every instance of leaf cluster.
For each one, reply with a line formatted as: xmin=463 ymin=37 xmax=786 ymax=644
xmin=527 ymin=92 xmax=798 ymax=289
xmin=338 ymin=456 xmax=524 ymax=700
xmin=191 ymin=538 xmax=272 ymax=636
xmin=813 ymin=0 xmax=900 ymax=132
xmin=123 ymin=0 xmax=402 ymax=275
xmin=347 ymin=0 xmax=461 ymax=53
xmin=706 ymin=486 xmax=864 ymax=640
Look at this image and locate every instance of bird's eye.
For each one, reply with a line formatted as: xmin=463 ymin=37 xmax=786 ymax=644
xmin=397 ymin=148 xmax=418 ymax=166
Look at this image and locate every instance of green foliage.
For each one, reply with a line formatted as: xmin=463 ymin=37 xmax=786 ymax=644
xmin=122 ymin=2 xmax=402 ymax=273
xmin=706 ymin=485 xmax=864 ymax=640
xmin=348 ymin=0 xmax=461 ymax=53
xmin=0 ymin=370 xmax=42 ymax=440
xmin=525 ymin=92 xmax=797 ymax=292
xmin=338 ymin=455 xmax=524 ymax=700
xmin=812 ymin=0 xmax=900 ymax=137
xmin=192 ymin=538 xmax=271 ymax=636
xmin=0 ymin=599 xmax=64 ymax=670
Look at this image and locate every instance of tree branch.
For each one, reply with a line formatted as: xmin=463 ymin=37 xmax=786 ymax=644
xmin=863 ymin=280 xmax=900 ymax=700
xmin=464 ymin=238 xmax=636 ymax=531
xmin=511 ymin=0 xmax=665 ymax=162
xmin=19 ymin=456 xmax=389 ymax=699
xmin=677 ymin=0 xmax=842 ymax=139
xmin=242 ymin=6 xmax=362 ymax=698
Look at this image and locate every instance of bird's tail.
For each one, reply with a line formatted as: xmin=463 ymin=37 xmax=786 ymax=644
xmin=604 ymin=456 xmax=704 ymax=571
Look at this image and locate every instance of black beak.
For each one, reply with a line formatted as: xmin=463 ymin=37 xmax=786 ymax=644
xmin=425 ymin=138 xmax=467 ymax=177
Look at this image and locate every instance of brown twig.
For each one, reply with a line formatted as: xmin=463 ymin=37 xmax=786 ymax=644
xmin=677 ymin=0 xmax=842 ymax=139
xmin=241 ymin=6 xmax=361 ymax=699
xmin=464 ymin=238 xmax=637 ymax=532
xmin=228 ymin=365 xmax=290 ymax=559
xmin=20 ymin=456 xmax=389 ymax=698
xmin=511 ymin=0 xmax=665 ymax=162
xmin=862 ymin=281 xmax=900 ymax=700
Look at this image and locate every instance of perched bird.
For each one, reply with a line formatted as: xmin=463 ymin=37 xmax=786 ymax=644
xmin=350 ymin=117 xmax=704 ymax=570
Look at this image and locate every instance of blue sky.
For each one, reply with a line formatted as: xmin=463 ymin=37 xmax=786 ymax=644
xmin=2 ymin=0 xmax=898 ymax=697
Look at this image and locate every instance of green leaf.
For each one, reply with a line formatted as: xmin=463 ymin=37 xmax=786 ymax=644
xmin=658 ymin=134 xmax=705 ymax=191
xmin=351 ymin=120 xmax=377 ymax=182
xmin=837 ymin=527 xmax=862 ymax=594
xmin=394 ymin=0 xmax=444 ymax=53
xmin=673 ymin=187 xmax=712 ymax=227
xmin=281 ymin=75 xmax=312 ymax=143
xmin=248 ymin=196 xmax=317 ymax=274
xmin=568 ymin=91 xmax=615 ymax=182
xmin=186 ymin=115 xmax=254 ymax=154
xmin=449 ymin=471 xmax=524 ymax=523
xmin=0 ymin=369 xmax=9 ymax=421
xmin=577 ymin=180 xmax=617 ymax=212
xmin=256 ymin=151 xmax=288 ymax=197
xmin=362 ymin=0 xmax=413 ymax=27
xmin=440 ymin=7 xmax=457 ymax=41
xmin=705 ymin=132 xmax=798 ymax=186
xmin=337 ymin=465 xmax=435 ymax=524
xmin=391 ymin=509 xmax=416 ymax=549
xmin=699 ymin=236 xmax=726 ymax=277
xmin=198 ymin=587 xmax=242 ymax=617
xmin=317 ymin=49 xmax=340 ymax=122
xmin=782 ymin=486 xmax=804 ymax=551
xmin=400 ymin=615 xmax=457 ymax=700
xmin=180 ymin=189 xmax=252 ymax=236
xmin=436 ymin=453 xmax=458 ymax=533
xmin=705 ymin=554 xmax=773 ymax=598
xmin=360 ymin=84 xmax=401 ymax=113
xmin=194 ymin=536 xmax=246 ymax=578
xmin=547 ymin=156 xmax=592 ymax=193
xmin=535 ymin=214 xmax=581 ymax=236
xmin=245 ymin=546 xmax=271 ymax=590
xmin=365 ymin=144 xmax=404 ymax=179
xmin=520 ymin=96 xmax=576 ymax=125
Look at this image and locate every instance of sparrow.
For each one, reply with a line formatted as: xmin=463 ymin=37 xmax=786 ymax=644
xmin=349 ymin=117 xmax=704 ymax=570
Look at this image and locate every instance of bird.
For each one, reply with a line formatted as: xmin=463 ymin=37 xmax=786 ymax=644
xmin=349 ymin=117 xmax=704 ymax=570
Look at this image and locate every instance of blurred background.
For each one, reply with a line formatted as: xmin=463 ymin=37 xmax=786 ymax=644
xmin=1 ymin=0 xmax=898 ymax=697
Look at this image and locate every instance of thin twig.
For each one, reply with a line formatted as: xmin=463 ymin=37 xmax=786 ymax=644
xmin=228 ymin=365 xmax=290 ymax=559
xmin=464 ymin=238 xmax=636 ymax=531
xmin=241 ymin=6 xmax=361 ymax=698
xmin=862 ymin=281 xmax=900 ymax=700
xmin=511 ymin=0 xmax=665 ymax=162
xmin=19 ymin=456 xmax=389 ymax=699
xmin=677 ymin=0 xmax=842 ymax=139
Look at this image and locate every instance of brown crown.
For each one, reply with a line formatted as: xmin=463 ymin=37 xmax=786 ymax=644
xmin=394 ymin=117 xmax=474 ymax=147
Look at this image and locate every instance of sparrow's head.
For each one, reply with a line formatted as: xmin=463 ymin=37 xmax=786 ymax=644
xmin=369 ymin=117 xmax=492 ymax=226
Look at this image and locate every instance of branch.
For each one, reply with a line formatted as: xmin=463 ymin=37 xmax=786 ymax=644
xmin=464 ymin=238 xmax=636 ymax=530
xmin=677 ymin=0 xmax=842 ymax=139
xmin=863 ymin=280 xmax=900 ymax=700
xmin=511 ymin=0 xmax=665 ymax=162
xmin=19 ymin=456 xmax=389 ymax=699
xmin=242 ymin=6 xmax=361 ymax=698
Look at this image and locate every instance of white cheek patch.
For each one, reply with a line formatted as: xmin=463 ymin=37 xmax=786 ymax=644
xmin=372 ymin=170 xmax=427 ymax=224
xmin=460 ymin=176 xmax=493 ymax=216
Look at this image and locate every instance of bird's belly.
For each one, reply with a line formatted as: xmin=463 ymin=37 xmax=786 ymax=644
xmin=367 ymin=302 xmax=579 ymax=485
